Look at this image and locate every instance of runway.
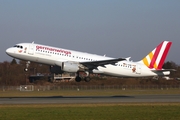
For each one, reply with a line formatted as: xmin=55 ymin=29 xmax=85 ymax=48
xmin=0 ymin=95 xmax=180 ymax=104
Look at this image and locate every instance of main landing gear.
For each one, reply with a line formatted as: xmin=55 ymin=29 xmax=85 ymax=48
xmin=75 ymin=71 xmax=91 ymax=82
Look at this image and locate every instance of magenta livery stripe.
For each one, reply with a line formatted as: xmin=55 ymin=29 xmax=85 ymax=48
xmin=157 ymin=42 xmax=172 ymax=69
xmin=148 ymin=41 xmax=163 ymax=68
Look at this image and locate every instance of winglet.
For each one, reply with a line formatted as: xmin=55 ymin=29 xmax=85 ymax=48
xmin=141 ymin=41 xmax=172 ymax=70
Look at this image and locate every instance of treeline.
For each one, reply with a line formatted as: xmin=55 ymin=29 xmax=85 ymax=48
xmin=0 ymin=59 xmax=49 ymax=85
xmin=0 ymin=59 xmax=179 ymax=86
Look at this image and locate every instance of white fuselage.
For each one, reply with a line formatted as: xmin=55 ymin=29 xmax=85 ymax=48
xmin=6 ymin=43 xmax=169 ymax=77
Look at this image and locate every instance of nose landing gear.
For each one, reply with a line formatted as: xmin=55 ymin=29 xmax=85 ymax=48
xmin=24 ymin=61 xmax=30 ymax=72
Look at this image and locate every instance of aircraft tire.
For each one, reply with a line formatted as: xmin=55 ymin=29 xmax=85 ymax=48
xmin=84 ymin=77 xmax=91 ymax=82
xmin=75 ymin=76 xmax=81 ymax=82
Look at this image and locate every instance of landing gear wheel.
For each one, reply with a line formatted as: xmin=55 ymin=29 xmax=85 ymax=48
xmin=84 ymin=77 xmax=91 ymax=82
xmin=75 ymin=76 xmax=82 ymax=82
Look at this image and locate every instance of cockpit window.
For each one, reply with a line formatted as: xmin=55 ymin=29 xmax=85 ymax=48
xmin=14 ymin=45 xmax=23 ymax=49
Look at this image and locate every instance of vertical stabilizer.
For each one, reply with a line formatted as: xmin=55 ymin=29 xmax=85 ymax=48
xmin=141 ymin=41 xmax=172 ymax=70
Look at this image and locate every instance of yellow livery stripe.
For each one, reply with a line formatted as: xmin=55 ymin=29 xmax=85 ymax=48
xmin=149 ymin=52 xmax=154 ymax=60
xmin=143 ymin=58 xmax=149 ymax=67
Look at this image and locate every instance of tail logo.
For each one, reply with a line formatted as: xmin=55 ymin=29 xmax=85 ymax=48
xmin=142 ymin=41 xmax=172 ymax=70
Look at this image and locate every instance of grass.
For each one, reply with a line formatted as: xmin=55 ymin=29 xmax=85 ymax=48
xmin=0 ymin=103 xmax=180 ymax=120
xmin=1 ymin=89 xmax=180 ymax=119
xmin=0 ymin=89 xmax=180 ymax=97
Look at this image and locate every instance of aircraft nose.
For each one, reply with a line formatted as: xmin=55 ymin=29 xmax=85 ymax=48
xmin=6 ymin=48 xmax=13 ymax=55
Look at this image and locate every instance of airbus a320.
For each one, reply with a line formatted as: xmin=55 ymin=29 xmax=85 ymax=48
xmin=6 ymin=41 xmax=173 ymax=82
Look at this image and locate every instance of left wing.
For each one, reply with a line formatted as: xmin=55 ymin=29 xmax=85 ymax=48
xmin=80 ymin=58 xmax=126 ymax=70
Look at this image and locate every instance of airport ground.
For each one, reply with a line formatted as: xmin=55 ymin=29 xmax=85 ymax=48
xmin=0 ymin=88 xmax=180 ymax=120
xmin=1 ymin=88 xmax=180 ymax=97
xmin=0 ymin=103 xmax=180 ymax=120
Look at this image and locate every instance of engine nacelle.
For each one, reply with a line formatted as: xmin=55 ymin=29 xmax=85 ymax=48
xmin=62 ymin=62 xmax=79 ymax=72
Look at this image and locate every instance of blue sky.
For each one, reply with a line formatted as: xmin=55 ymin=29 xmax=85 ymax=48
xmin=0 ymin=0 xmax=180 ymax=64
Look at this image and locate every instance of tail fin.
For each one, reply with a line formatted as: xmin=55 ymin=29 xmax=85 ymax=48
xmin=141 ymin=41 xmax=172 ymax=70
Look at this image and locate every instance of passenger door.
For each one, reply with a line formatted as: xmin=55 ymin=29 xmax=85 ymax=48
xmin=28 ymin=44 xmax=34 ymax=55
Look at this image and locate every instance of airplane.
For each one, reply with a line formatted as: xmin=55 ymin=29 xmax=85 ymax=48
xmin=6 ymin=41 xmax=173 ymax=82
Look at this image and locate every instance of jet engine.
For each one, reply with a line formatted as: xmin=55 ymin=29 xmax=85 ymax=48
xmin=61 ymin=62 xmax=79 ymax=72
xmin=54 ymin=61 xmax=80 ymax=73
